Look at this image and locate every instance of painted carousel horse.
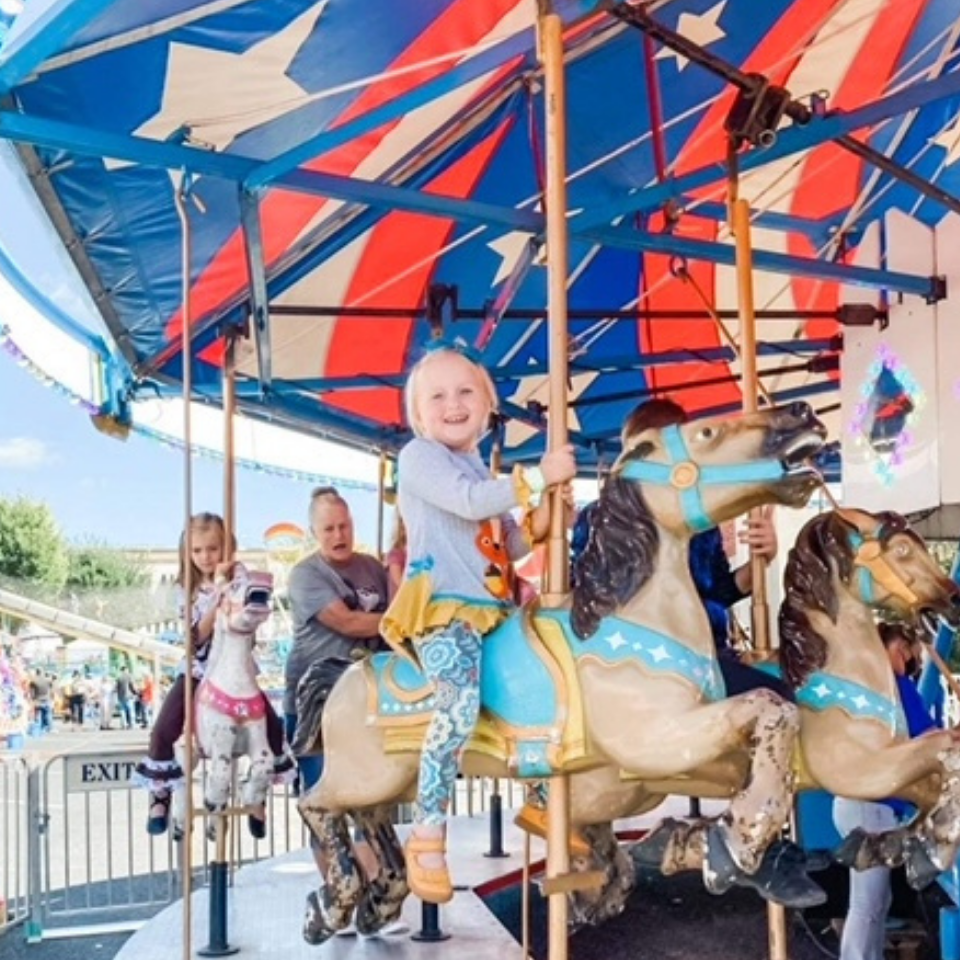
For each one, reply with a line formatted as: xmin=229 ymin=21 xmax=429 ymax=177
xmin=295 ymin=402 xmax=827 ymax=944
xmin=171 ymin=565 xmax=276 ymax=841
xmin=779 ymin=508 xmax=960 ymax=889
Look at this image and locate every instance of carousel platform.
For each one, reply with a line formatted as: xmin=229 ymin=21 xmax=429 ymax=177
xmin=114 ymin=812 xmax=545 ymax=960
xmin=114 ymin=799 xmax=723 ymax=959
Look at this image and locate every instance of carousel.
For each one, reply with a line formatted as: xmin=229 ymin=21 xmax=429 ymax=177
xmin=2 ymin=2 xmax=960 ymax=959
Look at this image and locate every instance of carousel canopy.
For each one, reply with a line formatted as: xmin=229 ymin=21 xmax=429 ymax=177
xmin=1 ymin=0 xmax=959 ymax=474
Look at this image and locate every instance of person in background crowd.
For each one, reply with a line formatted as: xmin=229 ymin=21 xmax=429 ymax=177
xmin=28 ymin=667 xmax=52 ymax=733
xmin=384 ymin=514 xmax=407 ymax=601
xmin=115 ymin=667 xmax=134 ymax=730
xmin=833 ymin=623 xmax=941 ymax=960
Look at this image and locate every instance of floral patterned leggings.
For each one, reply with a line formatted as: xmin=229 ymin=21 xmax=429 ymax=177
xmin=413 ymin=620 xmax=482 ymax=827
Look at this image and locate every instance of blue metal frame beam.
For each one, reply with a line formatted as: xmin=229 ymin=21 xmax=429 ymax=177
xmin=0 ymin=113 xmax=938 ymax=313
xmin=685 ymin=201 xmax=824 ymax=238
xmin=583 ymin=223 xmax=938 ymax=299
xmin=575 ymin=69 xmax=960 ymax=231
xmin=0 ymin=0 xmax=117 ymax=94
xmin=247 ymin=30 xmax=534 ymax=190
xmin=0 ymin=112 xmax=541 ymax=231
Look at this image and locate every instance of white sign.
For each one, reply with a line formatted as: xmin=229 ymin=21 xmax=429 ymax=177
xmin=65 ymin=752 xmax=141 ymax=793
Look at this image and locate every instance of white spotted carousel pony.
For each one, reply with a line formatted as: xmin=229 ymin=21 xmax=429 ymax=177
xmin=171 ymin=565 xmax=276 ymax=841
xmin=779 ymin=508 xmax=960 ymax=889
xmin=295 ymin=402 xmax=827 ymax=944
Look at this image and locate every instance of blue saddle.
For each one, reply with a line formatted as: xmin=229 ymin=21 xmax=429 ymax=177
xmin=367 ymin=607 xmax=726 ymax=777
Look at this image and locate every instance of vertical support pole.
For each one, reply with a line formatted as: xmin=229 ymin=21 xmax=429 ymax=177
xmin=174 ymin=181 xmax=196 ymax=960
xmin=539 ymin=8 xmax=571 ymax=960
xmin=411 ymin=902 xmax=450 ymax=943
xmin=222 ymin=331 xmax=237 ymax=542
xmin=198 ymin=850 xmax=238 ymax=957
xmin=485 ymin=785 xmax=508 ymax=859
xmin=25 ymin=766 xmax=43 ymax=943
xmin=377 ymin=451 xmax=388 ymax=558
xmin=732 ymin=198 xmax=788 ymax=960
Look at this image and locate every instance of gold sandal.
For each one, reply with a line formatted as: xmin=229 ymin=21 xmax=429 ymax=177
xmin=404 ymin=834 xmax=453 ymax=904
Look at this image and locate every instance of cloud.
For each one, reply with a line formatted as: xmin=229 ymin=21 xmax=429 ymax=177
xmin=0 ymin=437 xmax=53 ymax=469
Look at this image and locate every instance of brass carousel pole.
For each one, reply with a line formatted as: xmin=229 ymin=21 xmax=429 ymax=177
xmin=173 ymin=180 xmax=196 ymax=960
xmin=201 ymin=327 xmax=239 ymax=956
xmin=377 ymin=451 xmax=388 ymax=558
xmin=731 ymin=195 xmax=788 ymax=960
xmin=539 ymin=7 xmax=572 ymax=960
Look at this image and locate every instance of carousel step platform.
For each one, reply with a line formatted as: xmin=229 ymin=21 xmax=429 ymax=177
xmin=113 ymin=799 xmax=726 ymax=959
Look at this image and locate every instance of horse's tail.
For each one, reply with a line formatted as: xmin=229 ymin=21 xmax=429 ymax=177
xmin=290 ymin=656 xmax=354 ymax=758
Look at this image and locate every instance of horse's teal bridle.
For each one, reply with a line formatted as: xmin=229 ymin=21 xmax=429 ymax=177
xmin=618 ymin=424 xmax=787 ymax=532
xmin=847 ymin=526 xmax=919 ymax=608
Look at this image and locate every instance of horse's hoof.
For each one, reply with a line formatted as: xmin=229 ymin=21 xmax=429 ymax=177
xmin=248 ymin=816 xmax=267 ymax=840
xmin=903 ymin=835 xmax=942 ymax=890
xmin=630 ymin=817 xmax=686 ymax=870
xmin=302 ymin=891 xmax=334 ymax=946
xmin=834 ymin=828 xmax=869 ymax=868
xmin=703 ymin=824 xmax=740 ymax=895
xmin=741 ymin=840 xmax=828 ymax=910
xmin=355 ymin=877 xmax=406 ymax=937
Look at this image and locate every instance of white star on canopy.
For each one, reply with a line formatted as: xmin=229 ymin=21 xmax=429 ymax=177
xmin=654 ymin=1 xmax=726 ymax=72
xmin=108 ymin=3 xmax=325 ymax=170
xmin=932 ymin=117 xmax=960 ymax=168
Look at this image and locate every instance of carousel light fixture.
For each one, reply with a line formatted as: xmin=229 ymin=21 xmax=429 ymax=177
xmin=848 ymin=342 xmax=925 ymax=486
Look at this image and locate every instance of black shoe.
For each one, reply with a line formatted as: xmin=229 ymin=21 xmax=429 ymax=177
xmin=249 ymin=815 xmax=267 ymax=840
xmin=147 ymin=794 xmax=170 ymax=836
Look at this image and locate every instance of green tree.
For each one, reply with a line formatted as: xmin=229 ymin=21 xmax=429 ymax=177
xmin=67 ymin=542 xmax=148 ymax=589
xmin=0 ymin=497 xmax=68 ymax=588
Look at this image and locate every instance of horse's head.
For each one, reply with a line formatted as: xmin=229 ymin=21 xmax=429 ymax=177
xmin=571 ymin=403 xmax=825 ymax=639
xmin=219 ymin=565 xmax=274 ymax=635
xmin=779 ymin=508 xmax=960 ymax=687
xmin=615 ymin=402 xmax=826 ymax=536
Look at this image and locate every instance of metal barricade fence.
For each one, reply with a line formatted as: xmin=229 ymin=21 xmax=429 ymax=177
xmin=18 ymin=747 xmax=516 ymax=940
xmin=0 ymin=754 xmax=30 ymax=935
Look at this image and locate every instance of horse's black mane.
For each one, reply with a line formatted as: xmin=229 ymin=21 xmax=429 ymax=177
xmin=571 ymin=443 xmax=660 ymax=640
xmin=778 ymin=510 xmax=907 ymax=688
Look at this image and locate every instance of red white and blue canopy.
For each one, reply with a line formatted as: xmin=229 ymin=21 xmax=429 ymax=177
xmin=2 ymin=0 xmax=959 ymax=473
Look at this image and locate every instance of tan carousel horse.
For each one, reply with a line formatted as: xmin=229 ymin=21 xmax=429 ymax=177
xmin=779 ymin=507 xmax=960 ymax=889
xmin=296 ymin=402 xmax=827 ymax=943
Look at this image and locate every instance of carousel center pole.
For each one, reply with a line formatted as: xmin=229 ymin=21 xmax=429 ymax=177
xmin=539 ymin=7 xmax=572 ymax=960
xmin=731 ymin=195 xmax=789 ymax=960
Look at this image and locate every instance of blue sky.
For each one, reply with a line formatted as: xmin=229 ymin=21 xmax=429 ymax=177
xmin=0 ymin=355 xmax=385 ymax=550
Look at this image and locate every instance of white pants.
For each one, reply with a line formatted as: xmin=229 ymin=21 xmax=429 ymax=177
xmin=833 ymin=798 xmax=898 ymax=960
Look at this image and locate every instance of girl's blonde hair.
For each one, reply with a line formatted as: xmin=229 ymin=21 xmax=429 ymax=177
xmin=177 ymin=512 xmax=237 ymax=594
xmin=404 ymin=346 xmax=499 ymax=438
